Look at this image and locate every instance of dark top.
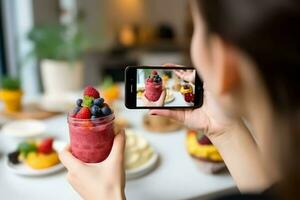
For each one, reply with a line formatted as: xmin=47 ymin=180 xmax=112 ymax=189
xmin=215 ymin=186 xmax=276 ymax=200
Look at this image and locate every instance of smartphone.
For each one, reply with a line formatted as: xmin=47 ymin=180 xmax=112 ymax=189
xmin=125 ymin=66 xmax=203 ymax=109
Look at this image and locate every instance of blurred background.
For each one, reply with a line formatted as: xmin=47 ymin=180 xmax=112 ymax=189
xmin=0 ymin=0 xmax=193 ymax=96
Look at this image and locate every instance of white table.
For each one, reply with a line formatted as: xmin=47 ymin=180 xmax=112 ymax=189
xmin=0 ymin=100 xmax=236 ymax=200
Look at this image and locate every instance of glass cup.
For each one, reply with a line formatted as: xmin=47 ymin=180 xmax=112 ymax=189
xmin=67 ymin=113 xmax=115 ymax=163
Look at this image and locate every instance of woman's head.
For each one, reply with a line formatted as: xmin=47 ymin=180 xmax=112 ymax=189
xmin=190 ymin=0 xmax=300 ymax=197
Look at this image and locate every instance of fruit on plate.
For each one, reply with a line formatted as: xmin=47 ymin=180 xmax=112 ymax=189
xmin=186 ymin=130 xmax=226 ymax=174
xmin=125 ymin=129 xmax=154 ymax=170
xmin=7 ymin=137 xmax=60 ymax=170
xmin=184 ymin=92 xmax=194 ymax=103
xmin=136 ymin=88 xmax=145 ymax=99
xmin=186 ymin=130 xmax=222 ymax=162
xmin=180 ymin=83 xmax=193 ymax=95
xmin=25 ymin=151 xmax=59 ymax=170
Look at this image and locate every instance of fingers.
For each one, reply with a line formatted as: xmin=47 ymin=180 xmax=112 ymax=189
xmin=157 ymin=89 xmax=166 ymax=106
xmin=59 ymin=145 xmax=84 ymax=171
xmin=174 ymin=70 xmax=183 ymax=79
xmin=108 ymin=129 xmax=126 ymax=162
xmin=149 ymin=109 xmax=186 ymax=123
xmin=142 ymin=93 xmax=150 ymax=105
xmin=163 ymin=63 xmax=184 ymax=67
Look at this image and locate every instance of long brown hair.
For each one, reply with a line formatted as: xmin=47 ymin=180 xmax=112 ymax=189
xmin=195 ymin=0 xmax=300 ymax=199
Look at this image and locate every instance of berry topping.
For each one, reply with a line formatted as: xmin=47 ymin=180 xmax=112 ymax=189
xmin=84 ymin=86 xmax=100 ymax=98
xmin=94 ymin=98 xmax=104 ymax=107
xmin=152 ymin=70 xmax=158 ymax=75
xmin=76 ymin=99 xmax=83 ymax=107
xmin=71 ymin=106 xmax=81 ymax=117
xmin=91 ymin=115 xmax=98 ymax=120
xmin=197 ymin=135 xmax=212 ymax=145
xmin=76 ymin=107 xmax=91 ymax=119
xmin=38 ymin=138 xmax=54 ymax=154
xmin=91 ymin=105 xmax=102 ymax=117
xmin=71 ymin=85 xmax=112 ymax=120
xmin=101 ymin=105 xmax=112 ymax=116
xmin=8 ymin=151 xmax=20 ymax=165
xmin=83 ymin=96 xmax=94 ymax=107
xmin=184 ymin=93 xmax=194 ymax=102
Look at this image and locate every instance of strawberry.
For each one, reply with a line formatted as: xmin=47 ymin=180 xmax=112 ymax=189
xmin=76 ymin=107 xmax=91 ymax=119
xmin=38 ymin=138 xmax=54 ymax=154
xmin=84 ymin=86 xmax=100 ymax=98
xmin=190 ymin=93 xmax=195 ymax=102
xmin=152 ymin=70 xmax=158 ymax=75
xmin=184 ymin=93 xmax=192 ymax=102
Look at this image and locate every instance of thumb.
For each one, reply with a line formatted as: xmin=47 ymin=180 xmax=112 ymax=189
xmin=59 ymin=145 xmax=84 ymax=171
xmin=107 ymin=129 xmax=126 ymax=162
xmin=157 ymin=89 xmax=166 ymax=106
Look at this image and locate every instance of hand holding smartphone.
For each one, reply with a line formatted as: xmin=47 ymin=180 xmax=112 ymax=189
xmin=125 ymin=66 xmax=203 ymax=109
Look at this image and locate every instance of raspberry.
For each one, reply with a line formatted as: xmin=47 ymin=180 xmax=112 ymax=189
xmin=38 ymin=138 xmax=54 ymax=154
xmin=76 ymin=107 xmax=91 ymax=119
xmin=84 ymin=86 xmax=100 ymax=98
xmin=152 ymin=70 xmax=158 ymax=75
xmin=198 ymin=135 xmax=212 ymax=145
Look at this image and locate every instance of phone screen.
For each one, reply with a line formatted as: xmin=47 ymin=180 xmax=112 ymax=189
xmin=125 ymin=66 xmax=203 ymax=109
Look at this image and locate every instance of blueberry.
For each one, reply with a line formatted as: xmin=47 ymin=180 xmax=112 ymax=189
xmin=76 ymin=99 xmax=83 ymax=107
xmin=94 ymin=98 xmax=104 ymax=107
xmin=91 ymin=115 xmax=98 ymax=120
xmin=91 ymin=105 xmax=101 ymax=116
xmin=101 ymin=106 xmax=112 ymax=116
xmin=8 ymin=151 xmax=20 ymax=165
xmin=73 ymin=106 xmax=81 ymax=115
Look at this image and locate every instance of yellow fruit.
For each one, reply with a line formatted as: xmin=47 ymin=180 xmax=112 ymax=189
xmin=186 ymin=132 xmax=223 ymax=162
xmin=103 ymin=85 xmax=120 ymax=102
xmin=180 ymin=85 xmax=193 ymax=95
xmin=25 ymin=151 xmax=60 ymax=169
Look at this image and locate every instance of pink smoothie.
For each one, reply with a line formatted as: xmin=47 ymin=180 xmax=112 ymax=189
xmin=68 ymin=114 xmax=115 ymax=163
xmin=145 ymin=81 xmax=162 ymax=101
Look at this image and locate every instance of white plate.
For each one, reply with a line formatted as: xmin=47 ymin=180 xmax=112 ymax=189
xmin=126 ymin=151 xmax=159 ymax=180
xmin=1 ymin=120 xmax=46 ymax=139
xmin=5 ymin=141 xmax=67 ymax=176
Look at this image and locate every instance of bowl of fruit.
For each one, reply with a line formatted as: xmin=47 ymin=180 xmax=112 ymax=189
xmin=6 ymin=137 xmax=66 ymax=176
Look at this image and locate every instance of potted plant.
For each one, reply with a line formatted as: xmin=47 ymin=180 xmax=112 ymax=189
xmin=28 ymin=24 xmax=89 ymax=96
xmin=0 ymin=77 xmax=22 ymax=112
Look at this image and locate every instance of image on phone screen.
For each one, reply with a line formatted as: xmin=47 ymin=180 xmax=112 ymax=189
xmin=136 ymin=68 xmax=197 ymax=107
